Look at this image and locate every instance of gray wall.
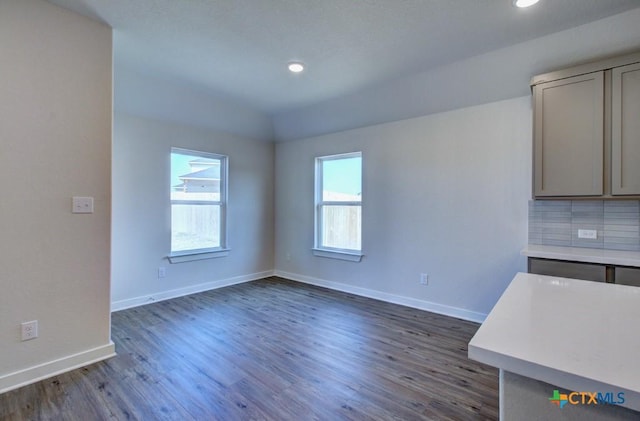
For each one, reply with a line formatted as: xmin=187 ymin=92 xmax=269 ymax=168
xmin=275 ymin=97 xmax=532 ymax=321
xmin=0 ymin=0 xmax=114 ymax=391
xmin=111 ymin=112 xmax=275 ymax=309
xmin=270 ymin=7 xmax=640 ymax=321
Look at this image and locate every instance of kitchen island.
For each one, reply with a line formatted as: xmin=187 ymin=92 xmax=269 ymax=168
xmin=469 ymin=272 xmax=640 ymax=420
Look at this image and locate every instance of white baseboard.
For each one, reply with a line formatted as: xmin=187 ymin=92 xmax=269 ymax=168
xmin=274 ymin=270 xmax=487 ymax=323
xmin=111 ymin=270 xmax=275 ymax=312
xmin=111 ymin=267 xmax=485 ymax=321
xmin=0 ymin=342 xmax=116 ymax=394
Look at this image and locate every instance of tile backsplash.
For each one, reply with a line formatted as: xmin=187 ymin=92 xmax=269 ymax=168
xmin=528 ymin=200 xmax=640 ymax=251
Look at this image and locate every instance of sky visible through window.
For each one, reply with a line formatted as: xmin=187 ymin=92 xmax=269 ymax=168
xmin=323 ymin=156 xmax=362 ymax=197
xmin=171 ymin=153 xmax=195 ymax=187
xmin=170 ymin=152 xmax=220 ymax=188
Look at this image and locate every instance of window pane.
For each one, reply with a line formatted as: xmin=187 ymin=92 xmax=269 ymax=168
xmin=322 ymin=156 xmax=362 ymax=202
xmin=171 ymin=152 xmax=221 ymax=202
xmin=171 ymin=204 xmax=220 ymax=251
xmin=321 ymin=205 xmax=361 ymax=250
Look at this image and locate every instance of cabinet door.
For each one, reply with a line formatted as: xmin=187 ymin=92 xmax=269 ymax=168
xmin=533 ymin=72 xmax=604 ymax=197
xmin=615 ymin=267 xmax=640 ymax=287
xmin=612 ymin=62 xmax=640 ymax=195
xmin=528 ymin=258 xmax=606 ymax=282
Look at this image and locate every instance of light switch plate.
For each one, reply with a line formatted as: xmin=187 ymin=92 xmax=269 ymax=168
xmin=72 ymin=196 xmax=94 ymax=214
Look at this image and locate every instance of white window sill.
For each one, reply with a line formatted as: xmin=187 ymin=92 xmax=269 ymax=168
xmin=168 ymin=248 xmax=230 ymax=264
xmin=312 ymin=248 xmax=363 ymax=262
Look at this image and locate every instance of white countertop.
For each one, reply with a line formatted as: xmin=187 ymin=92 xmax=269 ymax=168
xmin=522 ymin=244 xmax=640 ymax=267
xmin=469 ymin=272 xmax=640 ymax=412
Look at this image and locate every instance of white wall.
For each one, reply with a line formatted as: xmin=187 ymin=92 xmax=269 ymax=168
xmin=272 ymin=7 xmax=640 ymax=319
xmin=111 ymin=112 xmax=274 ymax=309
xmin=275 ymin=97 xmax=532 ymax=321
xmin=0 ymin=0 xmax=114 ymax=392
xmin=115 ymin=63 xmax=274 ymax=142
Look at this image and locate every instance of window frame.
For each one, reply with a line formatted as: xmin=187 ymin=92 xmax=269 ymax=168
xmin=313 ymin=151 xmax=364 ymax=262
xmin=168 ymin=147 xmax=229 ymax=263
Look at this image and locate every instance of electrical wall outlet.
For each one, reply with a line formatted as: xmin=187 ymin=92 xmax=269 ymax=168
xmin=158 ymin=267 xmax=166 ymax=278
xmin=21 ymin=320 xmax=38 ymax=341
xmin=578 ymin=229 xmax=597 ymax=239
xmin=420 ymin=273 xmax=429 ymax=285
xmin=72 ymin=196 xmax=94 ymax=214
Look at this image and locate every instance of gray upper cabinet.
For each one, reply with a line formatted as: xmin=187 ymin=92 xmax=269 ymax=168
xmin=611 ymin=62 xmax=640 ymax=195
xmin=533 ymin=73 xmax=604 ymax=197
xmin=531 ymin=51 xmax=640 ymax=199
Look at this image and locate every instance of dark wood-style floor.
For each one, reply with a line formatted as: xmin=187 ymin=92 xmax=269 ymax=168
xmin=0 ymin=277 xmax=498 ymax=420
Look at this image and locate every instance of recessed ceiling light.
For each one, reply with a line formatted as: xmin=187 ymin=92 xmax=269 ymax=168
xmin=288 ymin=62 xmax=304 ymax=73
xmin=513 ymin=0 xmax=539 ymax=7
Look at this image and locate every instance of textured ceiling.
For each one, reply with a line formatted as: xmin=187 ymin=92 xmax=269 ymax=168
xmin=47 ymin=0 xmax=640 ymax=114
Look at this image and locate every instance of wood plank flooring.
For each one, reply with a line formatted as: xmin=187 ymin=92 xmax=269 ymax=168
xmin=0 ymin=277 xmax=498 ymax=420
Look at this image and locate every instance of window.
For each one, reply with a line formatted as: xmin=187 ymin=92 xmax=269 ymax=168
xmin=169 ymin=148 xmax=228 ymax=261
xmin=314 ymin=152 xmax=363 ymax=261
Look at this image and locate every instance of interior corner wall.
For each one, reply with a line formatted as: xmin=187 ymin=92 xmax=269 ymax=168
xmin=0 ymin=0 xmax=114 ymax=392
xmin=111 ymin=111 xmax=275 ymax=309
xmin=275 ymin=96 xmax=532 ymax=321
xmin=114 ymin=63 xmax=275 ymax=142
